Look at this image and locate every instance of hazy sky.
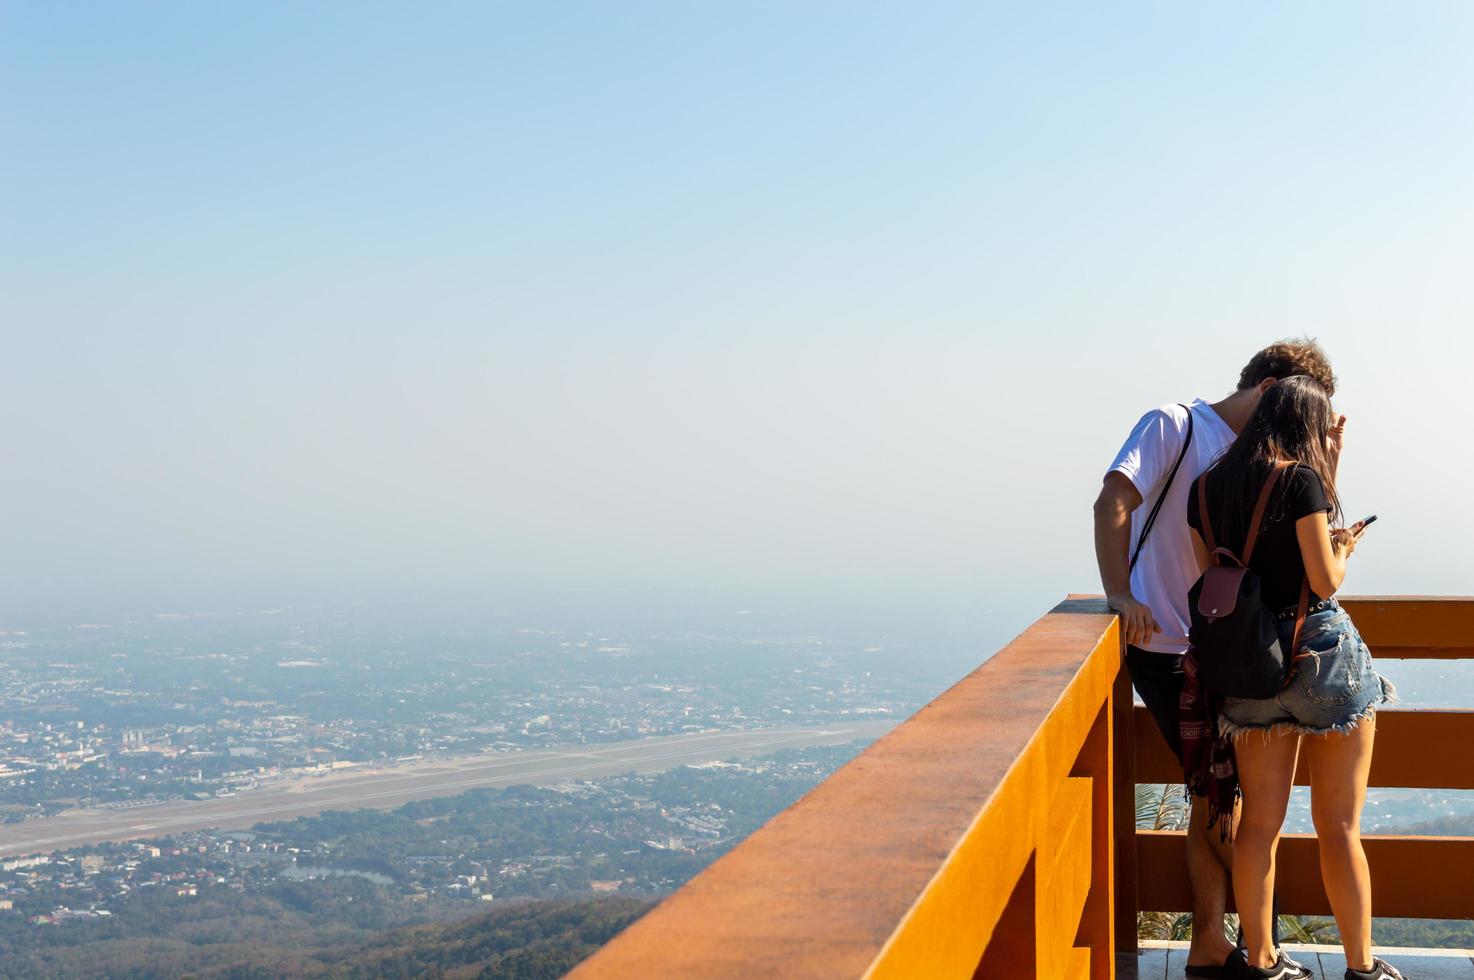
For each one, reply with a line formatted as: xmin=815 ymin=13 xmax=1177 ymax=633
xmin=3 ymin=3 xmax=1472 ymax=615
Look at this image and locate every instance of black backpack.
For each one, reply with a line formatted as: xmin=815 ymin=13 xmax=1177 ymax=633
xmin=1187 ymin=461 xmax=1310 ymax=699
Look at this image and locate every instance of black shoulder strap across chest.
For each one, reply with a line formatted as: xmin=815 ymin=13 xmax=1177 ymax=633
xmin=1129 ymin=404 xmax=1194 ymax=573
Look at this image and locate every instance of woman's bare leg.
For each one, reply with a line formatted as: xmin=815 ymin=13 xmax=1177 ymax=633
xmin=1232 ymin=728 xmax=1301 ymax=968
xmin=1303 ymin=715 xmax=1377 ymax=972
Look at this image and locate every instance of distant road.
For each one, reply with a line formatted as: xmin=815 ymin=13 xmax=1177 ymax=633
xmin=0 ymin=721 xmax=897 ymax=860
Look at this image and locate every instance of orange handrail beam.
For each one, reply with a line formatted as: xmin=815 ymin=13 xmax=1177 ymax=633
xmin=570 ymin=598 xmax=1128 ymax=979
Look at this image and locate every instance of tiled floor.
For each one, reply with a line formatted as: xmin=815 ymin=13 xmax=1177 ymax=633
xmin=1137 ymin=941 xmax=1474 ymax=979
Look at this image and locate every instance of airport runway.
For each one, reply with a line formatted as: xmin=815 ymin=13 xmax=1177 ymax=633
xmin=0 ymin=721 xmax=897 ymax=859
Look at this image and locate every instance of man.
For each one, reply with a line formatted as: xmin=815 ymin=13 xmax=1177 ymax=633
xmin=1094 ymin=340 xmax=1336 ymax=978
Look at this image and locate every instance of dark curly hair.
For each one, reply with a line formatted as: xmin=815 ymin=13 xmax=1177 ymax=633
xmin=1238 ymin=338 xmax=1336 ymax=397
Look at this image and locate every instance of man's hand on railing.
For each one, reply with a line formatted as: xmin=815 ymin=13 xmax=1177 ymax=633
xmin=1108 ymin=592 xmax=1161 ymax=648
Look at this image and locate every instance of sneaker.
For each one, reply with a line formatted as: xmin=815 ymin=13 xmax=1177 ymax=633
xmin=1345 ymin=958 xmax=1405 ymax=980
xmin=1279 ymin=950 xmax=1311 ymax=976
xmin=1238 ymin=949 xmax=1315 ymax=980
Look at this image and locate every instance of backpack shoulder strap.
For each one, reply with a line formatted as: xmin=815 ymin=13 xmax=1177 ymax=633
xmin=1241 ymin=460 xmax=1295 ymax=565
xmin=1196 ymin=473 xmax=1216 ymax=558
xmin=1129 ymin=404 xmax=1195 ymax=573
xmin=1289 ymin=577 xmax=1311 ymax=659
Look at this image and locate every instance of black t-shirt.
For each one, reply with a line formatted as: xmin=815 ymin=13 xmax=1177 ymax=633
xmin=1186 ymin=462 xmax=1331 ymax=610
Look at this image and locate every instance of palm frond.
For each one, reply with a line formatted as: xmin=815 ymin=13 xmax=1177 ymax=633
xmin=1222 ymin=913 xmax=1240 ymax=944
xmin=1168 ymin=912 xmax=1195 ymax=942
xmin=1277 ymin=914 xmax=1338 ymax=944
xmin=1136 ymin=910 xmax=1175 ymax=940
xmin=1137 ymin=910 xmax=1196 ymax=942
xmin=1135 ymin=783 xmax=1189 ymax=831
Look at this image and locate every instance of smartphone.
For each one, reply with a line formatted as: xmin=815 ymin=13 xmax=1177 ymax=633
xmin=1354 ymin=515 xmax=1378 ymax=531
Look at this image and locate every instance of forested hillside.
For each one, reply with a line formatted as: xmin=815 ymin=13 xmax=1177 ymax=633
xmin=0 ymin=894 xmax=653 ymax=979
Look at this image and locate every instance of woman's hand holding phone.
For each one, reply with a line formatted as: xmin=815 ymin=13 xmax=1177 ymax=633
xmin=1330 ymin=515 xmax=1376 ymax=557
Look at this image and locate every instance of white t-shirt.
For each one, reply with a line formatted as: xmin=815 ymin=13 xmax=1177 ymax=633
xmin=1107 ymin=399 xmax=1236 ymax=655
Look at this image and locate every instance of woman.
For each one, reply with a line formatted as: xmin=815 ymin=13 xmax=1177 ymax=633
xmin=1185 ymin=375 xmax=1399 ymax=980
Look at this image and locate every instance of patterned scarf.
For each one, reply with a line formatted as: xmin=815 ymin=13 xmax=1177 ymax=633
xmin=1179 ymin=649 xmax=1240 ymax=840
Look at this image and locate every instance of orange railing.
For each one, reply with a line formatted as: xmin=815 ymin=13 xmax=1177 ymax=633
xmin=570 ymin=596 xmax=1474 ymax=979
xmin=1132 ymin=597 xmax=1474 ymax=921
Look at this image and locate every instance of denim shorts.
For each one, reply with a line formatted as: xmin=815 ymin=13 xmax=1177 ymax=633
xmin=1218 ymin=599 xmax=1397 ymax=740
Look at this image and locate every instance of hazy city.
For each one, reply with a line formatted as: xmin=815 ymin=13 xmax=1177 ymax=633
xmin=0 ymin=595 xmax=935 ymax=975
xmin=0 ymin=601 xmax=919 ymax=821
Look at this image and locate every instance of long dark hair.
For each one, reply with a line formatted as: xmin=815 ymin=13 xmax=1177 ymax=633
xmin=1202 ymin=375 xmax=1342 ymax=549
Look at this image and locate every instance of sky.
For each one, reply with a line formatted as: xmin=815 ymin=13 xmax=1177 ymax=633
xmin=3 ymin=2 xmax=1472 ymax=625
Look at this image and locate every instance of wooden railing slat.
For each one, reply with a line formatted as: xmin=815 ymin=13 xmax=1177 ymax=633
xmin=1339 ymin=596 xmax=1474 ymax=657
xmin=1137 ymin=830 xmax=1474 ymax=919
xmin=1132 ymin=705 xmax=1474 ymax=789
xmin=1039 ymin=777 xmax=1094 ymax=979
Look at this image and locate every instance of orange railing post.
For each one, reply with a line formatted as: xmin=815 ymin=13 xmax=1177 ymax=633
xmin=1111 ymin=660 xmax=1139 ymax=961
xmin=1073 ymin=698 xmax=1118 ymax=979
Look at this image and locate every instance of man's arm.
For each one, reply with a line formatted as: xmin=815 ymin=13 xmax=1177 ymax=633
xmin=1093 ymin=471 xmax=1161 ymax=648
